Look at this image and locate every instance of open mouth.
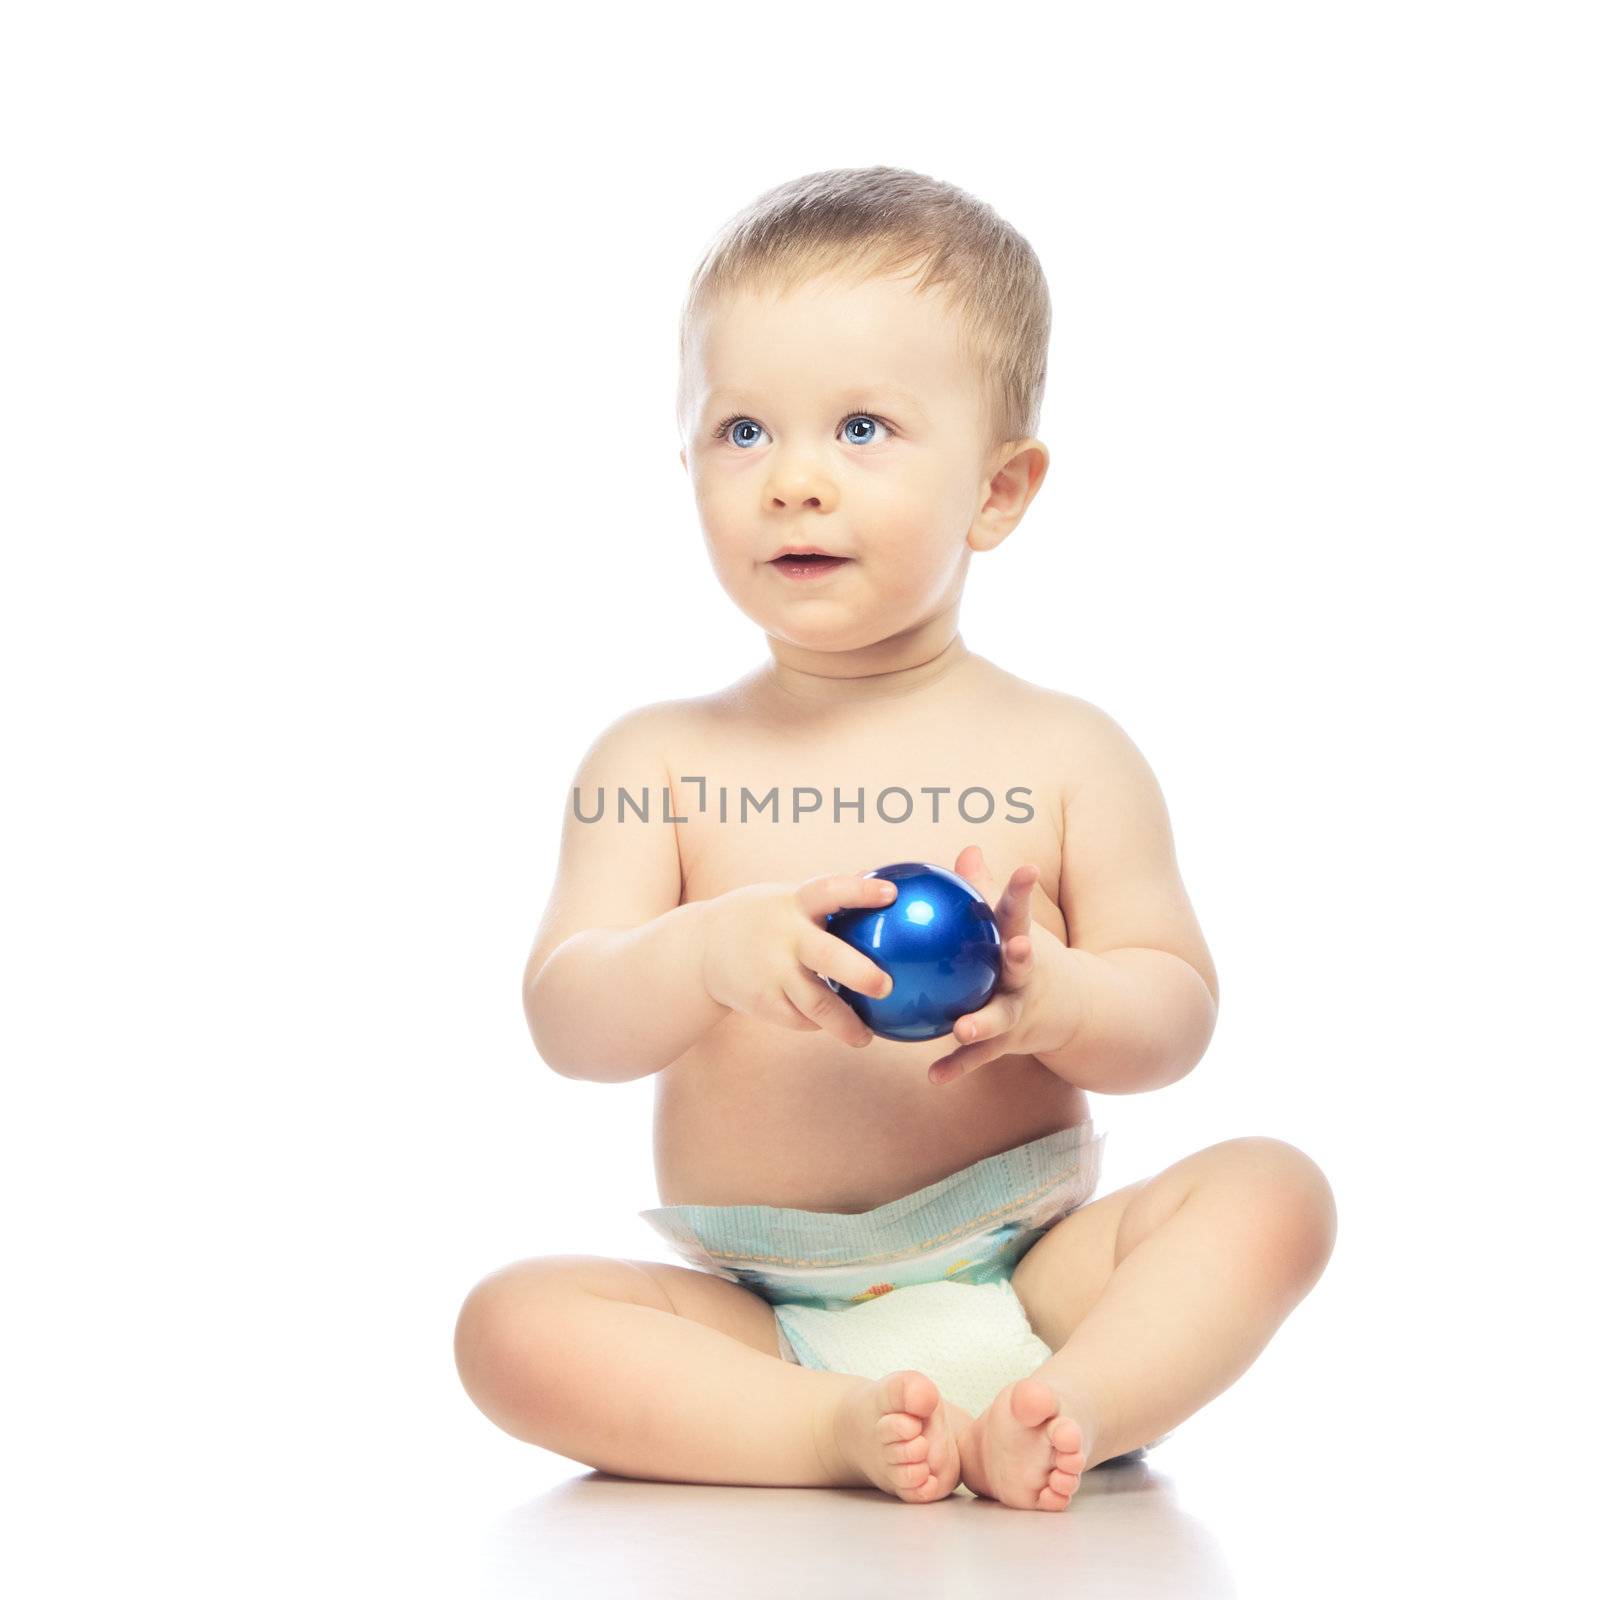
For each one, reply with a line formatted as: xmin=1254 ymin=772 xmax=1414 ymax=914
xmin=770 ymin=553 xmax=851 ymax=579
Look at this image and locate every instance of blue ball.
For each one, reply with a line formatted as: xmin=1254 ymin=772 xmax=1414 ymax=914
xmin=824 ymin=862 xmax=1002 ymax=1042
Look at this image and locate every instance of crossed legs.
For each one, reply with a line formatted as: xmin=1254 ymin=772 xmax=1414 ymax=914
xmin=963 ymin=1135 xmax=1338 ymax=1508
xmin=453 ymin=1136 xmax=1335 ymax=1512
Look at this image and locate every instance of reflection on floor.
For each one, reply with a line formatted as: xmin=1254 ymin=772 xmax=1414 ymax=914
xmin=476 ymin=1449 xmax=1237 ymax=1599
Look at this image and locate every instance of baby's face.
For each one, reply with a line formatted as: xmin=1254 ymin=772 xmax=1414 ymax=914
xmin=679 ymin=271 xmax=1019 ymax=651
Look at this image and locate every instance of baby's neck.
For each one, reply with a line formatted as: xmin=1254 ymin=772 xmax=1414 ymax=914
xmin=757 ymin=630 xmax=974 ymax=708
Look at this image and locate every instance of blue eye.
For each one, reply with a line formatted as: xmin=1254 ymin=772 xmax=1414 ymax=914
xmin=710 ymin=411 xmax=894 ymax=449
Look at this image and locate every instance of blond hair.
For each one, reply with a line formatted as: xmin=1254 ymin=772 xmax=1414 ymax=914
xmin=677 ymin=165 xmax=1051 ymax=454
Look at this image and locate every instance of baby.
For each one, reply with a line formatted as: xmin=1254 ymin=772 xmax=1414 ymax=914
xmin=454 ymin=166 xmax=1336 ymax=1511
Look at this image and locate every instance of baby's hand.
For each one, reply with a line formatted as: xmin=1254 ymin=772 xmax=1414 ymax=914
xmin=928 ymin=845 xmax=1082 ymax=1084
xmin=700 ymin=873 xmax=899 ymax=1048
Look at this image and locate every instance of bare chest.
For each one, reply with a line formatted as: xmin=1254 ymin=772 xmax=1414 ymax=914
xmin=649 ymin=699 xmax=1088 ymax=1211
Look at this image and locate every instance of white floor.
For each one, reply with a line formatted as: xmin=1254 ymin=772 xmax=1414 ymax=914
xmin=476 ymin=1447 xmax=1235 ymax=1599
xmin=452 ymin=1411 xmax=1541 ymax=1600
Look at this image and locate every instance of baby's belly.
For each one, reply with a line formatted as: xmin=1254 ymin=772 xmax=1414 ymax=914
xmin=651 ymin=1012 xmax=1090 ymax=1213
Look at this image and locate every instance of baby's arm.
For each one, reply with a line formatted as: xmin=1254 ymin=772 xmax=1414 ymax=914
xmin=1034 ymin=700 xmax=1219 ymax=1094
xmin=523 ymin=708 xmax=723 ymax=1082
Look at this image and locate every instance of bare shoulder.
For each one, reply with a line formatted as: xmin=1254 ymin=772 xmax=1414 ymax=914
xmin=662 ymin=667 xmax=801 ymax=738
xmin=1026 ymin=688 xmax=1185 ymax=873
xmin=968 ymin=665 xmax=1133 ymax=794
xmin=1038 ymin=689 xmax=1149 ymax=800
xmin=578 ymin=695 xmax=700 ymax=760
xmin=580 ymin=673 xmax=789 ymax=774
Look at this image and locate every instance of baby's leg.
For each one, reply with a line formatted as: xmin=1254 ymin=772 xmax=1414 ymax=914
xmin=967 ymin=1136 xmax=1337 ymax=1509
xmin=453 ymin=1254 xmax=969 ymax=1500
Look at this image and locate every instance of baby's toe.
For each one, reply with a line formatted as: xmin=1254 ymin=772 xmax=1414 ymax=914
xmin=884 ymin=1435 xmax=930 ymax=1465
xmin=1049 ymin=1416 xmax=1085 ymax=1455
xmin=876 ymin=1411 xmax=921 ymax=1444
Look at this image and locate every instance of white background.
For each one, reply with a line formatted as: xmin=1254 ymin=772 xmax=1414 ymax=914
xmin=3 ymin=3 xmax=1595 ymax=1595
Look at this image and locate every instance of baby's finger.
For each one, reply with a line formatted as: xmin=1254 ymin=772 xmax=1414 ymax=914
xmin=756 ymin=988 xmax=823 ymax=1033
xmin=928 ymin=1033 xmax=1009 ymax=1083
xmin=782 ymin=972 xmax=876 ymax=1048
xmin=798 ymin=924 xmax=894 ymax=1002
xmin=796 ymin=872 xmax=897 ymax=921
xmin=995 ymin=864 xmax=1040 ymax=939
xmin=948 ymin=988 xmax=1025 ymax=1050
xmin=997 ymin=932 xmax=1034 ymax=989
xmin=952 ymin=843 xmax=997 ymax=903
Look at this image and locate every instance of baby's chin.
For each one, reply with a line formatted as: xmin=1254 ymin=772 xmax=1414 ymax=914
xmin=748 ymin=601 xmax=899 ymax=651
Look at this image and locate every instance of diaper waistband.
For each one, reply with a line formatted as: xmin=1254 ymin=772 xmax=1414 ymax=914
xmin=638 ymin=1121 xmax=1105 ymax=1273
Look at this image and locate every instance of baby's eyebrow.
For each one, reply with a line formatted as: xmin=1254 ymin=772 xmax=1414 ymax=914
xmin=702 ymin=384 xmax=927 ymax=417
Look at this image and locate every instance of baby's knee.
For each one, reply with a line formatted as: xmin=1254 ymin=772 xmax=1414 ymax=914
xmin=1211 ymin=1137 xmax=1337 ymax=1270
xmin=454 ymin=1269 xmax=516 ymax=1413
xmin=453 ymin=1258 xmax=580 ymax=1419
xmin=454 ymin=1254 xmax=653 ymax=1425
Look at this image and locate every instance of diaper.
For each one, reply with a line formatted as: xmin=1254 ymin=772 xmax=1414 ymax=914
xmin=639 ymin=1121 xmax=1163 ymax=1448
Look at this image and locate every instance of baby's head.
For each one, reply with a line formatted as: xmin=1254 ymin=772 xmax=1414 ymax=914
xmin=676 ymin=166 xmax=1052 ymax=661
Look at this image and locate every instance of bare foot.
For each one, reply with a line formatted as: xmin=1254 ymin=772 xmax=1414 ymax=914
xmin=829 ymin=1369 xmax=973 ymax=1503
xmin=955 ymin=1377 xmax=1096 ymax=1511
